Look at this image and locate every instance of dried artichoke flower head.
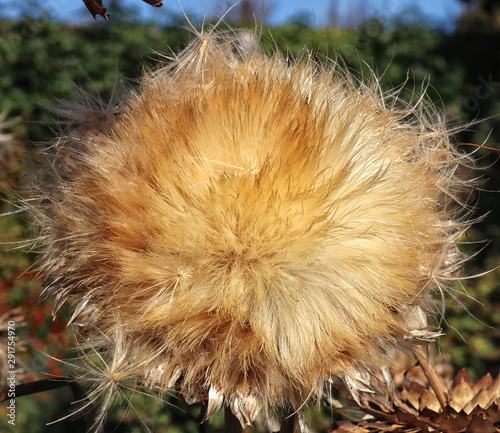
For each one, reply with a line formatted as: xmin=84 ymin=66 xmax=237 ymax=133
xmin=30 ymin=30 xmax=476 ymax=430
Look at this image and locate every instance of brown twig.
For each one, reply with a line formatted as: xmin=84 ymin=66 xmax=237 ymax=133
xmin=413 ymin=345 xmax=447 ymax=409
xmin=279 ymin=403 xmax=297 ymax=433
xmin=0 ymin=376 xmax=74 ymax=403
xmin=224 ymin=406 xmax=244 ymax=433
xmin=198 ymin=401 xmax=211 ymax=433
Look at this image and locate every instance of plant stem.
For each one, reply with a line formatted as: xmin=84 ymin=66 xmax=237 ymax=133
xmin=224 ymin=406 xmax=244 ymax=433
xmin=279 ymin=404 xmax=297 ymax=433
xmin=414 ymin=345 xmax=447 ymax=409
xmin=0 ymin=376 xmax=74 ymax=403
xmin=198 ymin=401 xmax=211 ymax=433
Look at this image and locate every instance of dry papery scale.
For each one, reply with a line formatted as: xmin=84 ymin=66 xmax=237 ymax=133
xmin=331 ymin=350 xmax=500 ymax=433
xmin=28 ymin=28 xmax=479 ymax=432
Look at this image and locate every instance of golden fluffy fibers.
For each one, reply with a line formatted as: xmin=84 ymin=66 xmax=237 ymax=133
xmin=31 ymin=31 xmax=476 ymax=431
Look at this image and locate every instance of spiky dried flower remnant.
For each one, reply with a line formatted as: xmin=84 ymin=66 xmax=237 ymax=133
xmin=331 ymin=367 xmax=500 ymax=432
xmin=31 ymin=31 xmax=476 ymax=430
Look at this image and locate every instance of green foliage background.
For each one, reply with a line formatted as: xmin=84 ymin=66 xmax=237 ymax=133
xmin=0 ymin=3 xmax=499 ymax=432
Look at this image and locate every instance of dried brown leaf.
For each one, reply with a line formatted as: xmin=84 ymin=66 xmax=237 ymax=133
xmin=472 ymin=373 xmax=493 ymax=395
xmin=396 ymin=411 xmax=420 ymax=428
xmin=416 ymin=407 xmax=441 ymax=428
xmin=465 ymin=412 xmax=497 ymax=433
xmin=82 ymin=0 xmax=163 ymax=20
xmin=486 ymin=376 xmax=500 ymax=407
xmin=82 ymin=0 xmax=109 ymax=19
xmin=329 ymin=420 xmax=370 ymax=432
xmin=439 ymin=411 xmax=472 ymax=432
xmin=454 ymin=369 xmax=475 ymax=387
xmin=141 ymin=0 xmax=163 ymax=6
xmin=360 ymin=421 xmax=409 ymax=432
xmin=448 ymin=369 xmax=475 ymax=413
xmin=450 ymin=381 xmax=475 ymax=413
xmin=486 ymin=403 xmax=500 ymax=425
xmin=420 ymin=388 xmax=441 ymax=413
xmin=402 ymin=382 xmax=426 ymax=411
xmin=393 ymin=396 xmax=419 ymax=417
xmin=464 ymin=388 xmax=494 ymax=414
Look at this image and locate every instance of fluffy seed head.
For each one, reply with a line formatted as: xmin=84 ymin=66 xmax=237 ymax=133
xmin=31 ymin=31 xmax=475 ymax=428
